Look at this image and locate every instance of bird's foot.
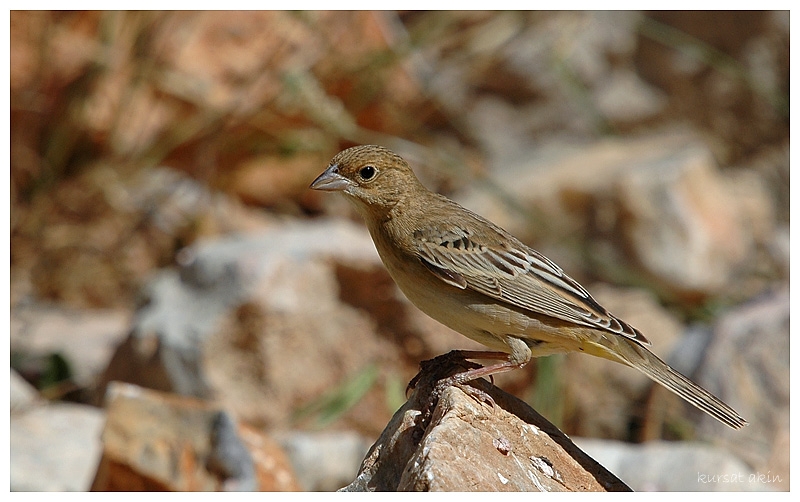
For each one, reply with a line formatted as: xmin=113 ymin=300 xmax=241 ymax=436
xmin=406 ymin=350 xmax=484 ymax=396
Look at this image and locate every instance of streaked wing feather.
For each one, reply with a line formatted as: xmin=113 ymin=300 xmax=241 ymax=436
xmin=415 ymin=225 xmax=649 ymax=345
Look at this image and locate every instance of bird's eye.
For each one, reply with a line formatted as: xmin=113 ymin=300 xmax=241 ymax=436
xmin=359 ymin=165 xmax=376 ymax=180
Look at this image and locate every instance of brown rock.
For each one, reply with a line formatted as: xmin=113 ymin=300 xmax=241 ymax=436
xmin=238 ymin=423 xmax=303 ymax=491
xmin=696 ymin=287 xmax=790 ymax=490
xmin=576 ymin=438 xmax=768 ymax=491
xmin=11 ymin=401 xmax=105 ymax=491
xmin=341 ymin=353 xmax=630 ymax=492
xmin=615 ymin=139 xmax=750 ymax=299
xmin=455 ymin=130 xmax=756 ymax=301
xmin=91 ymin=382 xmax=300 ymax=491
xmin=98 ymin=219 xmax=498 ymax=434
xmin=10 ymin=303 xmax=129 ymax=389
xmin=97 ymin=220 xmax=394 ymax=431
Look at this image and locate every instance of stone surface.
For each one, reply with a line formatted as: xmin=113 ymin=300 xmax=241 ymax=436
xmin=97 ymin=219 xmax=383 ymax=404
xmin=277 ymin=431 xmax=373 ymax=491
xmin=11 ymin=401 xmax=106 ymax=491
xmin=575 ymin=438 xmax=772 ymax=491
xmin=593 ymin=68 xmax=667 ymax=125
xmin=96 ymin=218 xmax=479 ymax=431
xmin=454 ymin=129 xmax=762 ymax=301
xmin=91 ymin=382 xmax=300 ymax=491
xmin=10 ymin=303 xmax=130 ymax=387
xmin=695 ymin=286 xmax=790 ymax=490
xmin=341 ymin=353 xmax=630 ymax=492
xmin=614 ymin=139 xmax=750 ymax=299
xmin=10 ymin=369 xmax=40 ymax=413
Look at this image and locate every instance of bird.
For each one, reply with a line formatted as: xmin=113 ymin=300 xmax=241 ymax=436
xmin=310 ymin=144 xmax=747 ymax=430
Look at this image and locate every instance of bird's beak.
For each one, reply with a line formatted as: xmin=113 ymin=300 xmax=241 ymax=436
xmin=310 ymin=164 xmax=352 ymax=192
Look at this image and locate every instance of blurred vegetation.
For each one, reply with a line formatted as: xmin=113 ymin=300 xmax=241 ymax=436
xmin=10 ymin=11 xmax=789 ymax=310
xmin=10 ymin=11 xmax=462 ymax=308
xmin=292 ymin=364 xmax=379 ymax=429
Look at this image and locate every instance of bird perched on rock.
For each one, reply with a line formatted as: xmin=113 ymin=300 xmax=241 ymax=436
xmin=310 ymin=144 xmax=747 ymax=429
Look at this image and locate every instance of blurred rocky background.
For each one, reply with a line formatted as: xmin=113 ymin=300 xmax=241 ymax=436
xmin=9 ymin=10 xmax=789 ymax=491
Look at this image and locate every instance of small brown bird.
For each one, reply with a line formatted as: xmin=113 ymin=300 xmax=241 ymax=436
xmin=310 ymin=144 xmax=747 ymax=429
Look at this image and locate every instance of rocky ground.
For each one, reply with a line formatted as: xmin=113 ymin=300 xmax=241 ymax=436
xmin=9 ymin=11 xmax=789 ymax=491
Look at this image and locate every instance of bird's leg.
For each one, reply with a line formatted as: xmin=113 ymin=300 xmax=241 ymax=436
xmin=432 ymin=339 xmax=532 ymax=406
xmin=442 ymin=357 xmax=523 ymax=386
xmin=432 ymin=356 xmax=524 ymax=407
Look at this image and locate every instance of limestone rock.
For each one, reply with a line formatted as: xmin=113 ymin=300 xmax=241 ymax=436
xmin=614 ymin=139 xmax=750 ymax=298
xmin=277 ymin=431 xmax=373 ymax=491
xmin=340 ymin=353 xmax=629 ymax=492
xmin=695 ymin=287 xmax=790 ymax=490
xmin=10 ymin=303 xmax=129 ymax=388
xmin=91 ymin=382 xmax=300 ymax=491
xmin=576 ymin=438 xmax=769 ymax=491
xmin=96 ymin=220 xmax=383 ymax=413
xmin=11 ymin=401 xmax=105 ymax=491
xmin=10 ymin=369 xmax=40 ymax=413
xmin=96 ymin=219 xmax=478 ymax=431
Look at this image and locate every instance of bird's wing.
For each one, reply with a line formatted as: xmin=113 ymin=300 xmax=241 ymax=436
xmin=413 ymin=221 xmax=649 ymax=345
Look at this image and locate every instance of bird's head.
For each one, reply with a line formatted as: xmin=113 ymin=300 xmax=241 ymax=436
xmin=310 ymin=145 xmax=424 ymax=212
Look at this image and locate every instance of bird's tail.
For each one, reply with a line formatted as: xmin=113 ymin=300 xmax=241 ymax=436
xmin=586 ymin=335 xmax=748 ymax=430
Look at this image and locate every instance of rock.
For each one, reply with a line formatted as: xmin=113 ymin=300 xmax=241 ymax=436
xmin=91 ymin=382 xmax=300 ymax=491
xmin=10 ymin=369 xmax=40 ymax=413
xmin=694 ymin=287 xmax=790 ymax=490
xmin=10 ymin=303 xmax=129 ymax=388
xmin=97 ymin=218 xmax=481 ymax=431
xmin=97 ymin=219 xmax=384 ymax=409
xmin=593 ymin=68 xmax=667 ymax=126
xmin=575 ymin=438 xmax=771 ymax=491
xmin=454 ymin=130 xmax=758 ymax=301
xmin=340 ymin=352 xmax=630 ymax=492
xmin=767 ymin=225 xmax=789 ymax=278
xmin=276 ymin=431 xmax=373 ymax=491
xmin=614 ymin=138 xmax=750 ymax=299
xmin=724 ymin=167 xmax=776 ymax=246
xmin=10 ymin=401 xmax=105 ymax=491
